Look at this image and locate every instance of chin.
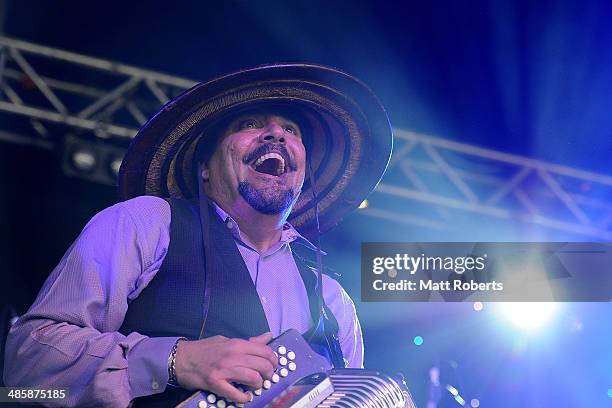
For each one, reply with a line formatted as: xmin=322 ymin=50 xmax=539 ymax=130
xmin=238 ymin=181 xmax=296 ymax=215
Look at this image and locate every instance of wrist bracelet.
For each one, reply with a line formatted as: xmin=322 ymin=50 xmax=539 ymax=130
xmin=168 ymin=337 xmax=186 ymax=387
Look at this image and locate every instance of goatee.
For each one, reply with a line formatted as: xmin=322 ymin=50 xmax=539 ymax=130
xmin=238 ymin=181 xmax=295 ymax=215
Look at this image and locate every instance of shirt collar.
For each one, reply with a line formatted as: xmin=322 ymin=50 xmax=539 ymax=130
xmin=210 ymin=200 xmax=320 ymax=251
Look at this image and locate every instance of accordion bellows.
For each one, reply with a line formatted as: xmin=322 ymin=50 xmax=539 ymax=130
xmin=315 ymin=369 xmax=416 ymax=408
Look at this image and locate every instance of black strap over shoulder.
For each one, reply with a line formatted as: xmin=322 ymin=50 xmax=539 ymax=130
xmin=293 ymin=249 xmax=345 ymax=367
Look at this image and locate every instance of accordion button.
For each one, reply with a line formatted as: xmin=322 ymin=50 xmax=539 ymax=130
xmin=217 ymin=400 xmax=227 ymax=408
xmin=272 ymin=374 xmax=280 ymax=383
xmin=278 ymin=356 xmax=287 ymax=366
xmin=287 ymin=351 xmax=295 ymax=360
xmin=227 ymin=406 xmax=235 ymax=408
xmin=280 ymin=368 xmax=289 ymax=377
xmin=277 ymin=346 xmax=287 ymax=355
xmin=207 ymin=394 xmax=217 ymax=404
xmin=246 ymin=391 xmax=254 ymax=401
xmin=198 ymin=401 xmax=207 ymax=408
xmin=288 ymin=362 xmax=296 ymax=371
xmin=254 ymin=388 xmax=262 ymax=396
xmin=263 ymin=380 xmax=272 ymax=389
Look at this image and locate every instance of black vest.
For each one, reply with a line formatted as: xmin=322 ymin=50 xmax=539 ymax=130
xmin=119 ymin=198 xmax=339 ymax=406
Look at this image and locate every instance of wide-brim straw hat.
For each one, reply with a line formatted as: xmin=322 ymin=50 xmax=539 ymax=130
xmin=118 ymin=63 xmax=392 ymax=239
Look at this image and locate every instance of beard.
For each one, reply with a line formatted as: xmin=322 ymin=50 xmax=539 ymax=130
xmin=239 ymin=181 xmax=296 ymax=215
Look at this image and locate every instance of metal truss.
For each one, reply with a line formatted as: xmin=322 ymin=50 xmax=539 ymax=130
xmin=0 ymin=36 xmax=197 ymax=147
xmin=363 ymin=129 xmax=612 ymax=240
xmin=1 ymin=36 xmax=611 ymax=239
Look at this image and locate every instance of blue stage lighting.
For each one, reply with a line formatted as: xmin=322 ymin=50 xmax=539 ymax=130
xmin=608 ymin=388 xmax=612 ymax=398
xmin=446 ymin=385 xmax=458 ymax=396
xmin=497 ymin=302 xmax=558 ymax=331
xmin=413 ymin=335 xmax=424 ymax=346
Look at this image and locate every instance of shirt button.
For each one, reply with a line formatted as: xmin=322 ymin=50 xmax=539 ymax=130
xmin=261 ymin=296 xmax=267 ymax=304
xmin=226 ymin=222 xmax=234 ymax=229
xmin=151 ymin=380 xmax=159 ymax=390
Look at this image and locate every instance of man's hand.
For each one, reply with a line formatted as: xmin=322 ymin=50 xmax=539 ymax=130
xmin=174 ymin=332 xmax=278 ymax=403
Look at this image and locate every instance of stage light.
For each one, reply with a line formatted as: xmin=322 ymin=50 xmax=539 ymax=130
xmin=62 ymin=135 xmax=127 ymax=185
xmin=454 ymin=395 xmax=466 ymax=405
xmin=71 ymin=149 xmax=97 ymax=172
xmin=413 ymin=335 xmax=424 ymax=346
xmin=446 ymin=385 xmax=458 ymax=396
xmin=358 ymin=199 xmax=369 ymax=209
xmin=608 ymin=388 xmax=612 ymax=398
xmin=108 ymin=156 xmax=123 ymax=178
xmin=498 ymin=302 xmax=558 ymax=330
xmin=470 ymin=398 xmax=480 ymax=407
xmin=473 ymin=302 xmax=483 ymax=312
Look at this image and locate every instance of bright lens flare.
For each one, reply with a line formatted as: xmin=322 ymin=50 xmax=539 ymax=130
xmin=499 ymin=302 xmax=558 ymax=330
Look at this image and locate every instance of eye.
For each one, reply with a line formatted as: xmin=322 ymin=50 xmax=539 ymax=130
xmin=239 ymin=119 xmax=262 ymax=130
xmin=284 ymin=125 xmax=301 ymax=137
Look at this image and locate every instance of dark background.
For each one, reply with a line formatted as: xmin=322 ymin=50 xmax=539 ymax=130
xmin=2 ymin=1 xmax=612 ymax=407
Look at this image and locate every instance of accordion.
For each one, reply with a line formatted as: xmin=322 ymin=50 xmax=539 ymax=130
xmin=176 ymin=330 xmax=416 ymax=408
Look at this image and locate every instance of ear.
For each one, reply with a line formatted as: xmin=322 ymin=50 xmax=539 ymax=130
xmin=200 ymin=164 xmax=210 ymax=181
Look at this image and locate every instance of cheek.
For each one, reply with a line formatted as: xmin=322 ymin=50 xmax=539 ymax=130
xmin=295 ymin=149 xmax=307 ymax=183
xmin=297 ymin=147 xmax=307 ymax=170
xmin=218 ymin=143 xmax=240 ymax=169
xmin=225 ymin=138 xmax=249 ymax=163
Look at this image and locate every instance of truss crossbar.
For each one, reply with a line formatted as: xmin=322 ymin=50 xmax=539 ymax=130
xmin=375 ymin=130 xmax=612 ymax=239
xmin=0 ymin=36 xmax=197 ymax=140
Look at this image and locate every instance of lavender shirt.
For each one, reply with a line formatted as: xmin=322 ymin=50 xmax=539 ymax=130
xmin=3 ymin=196 xmax=363 ymax=407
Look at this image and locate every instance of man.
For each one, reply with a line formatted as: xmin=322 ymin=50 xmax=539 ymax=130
xmin=3 ymin=64 xmax=392 ymax=407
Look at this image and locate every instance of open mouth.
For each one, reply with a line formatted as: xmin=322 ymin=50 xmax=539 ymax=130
xmin=251 ymin=152 xmax=286 ymax=176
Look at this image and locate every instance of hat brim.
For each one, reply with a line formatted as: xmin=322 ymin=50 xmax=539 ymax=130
xmin=118 ymin=63 xmax=392 ymax=239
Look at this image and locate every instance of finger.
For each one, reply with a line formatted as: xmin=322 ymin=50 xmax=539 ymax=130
xmin=227 ymin=339 xmax=278 ymax=368
xmin=209 ymin=380 xmax=252 ymax=404
xmin=232 ymin=355 xmax=275 ymax=380
xmin=226 ymin=366 xmax=265 ymax=389
xmin=249 ymin=332 xmax=273 ymax=344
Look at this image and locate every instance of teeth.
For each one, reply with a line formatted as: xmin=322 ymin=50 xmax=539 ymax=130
xmin=253 ymin=152 xmax=286 ymax=175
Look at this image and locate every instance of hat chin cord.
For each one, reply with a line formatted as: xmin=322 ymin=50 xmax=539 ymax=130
xmin=306 ymin=159 xmax=346 ymax=369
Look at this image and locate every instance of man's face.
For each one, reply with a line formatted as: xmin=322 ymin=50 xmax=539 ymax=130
xmin=202 ymin=109 xmax=306 ymax=216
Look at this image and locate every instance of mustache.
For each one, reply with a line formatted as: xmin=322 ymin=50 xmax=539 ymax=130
xmin=242 ymin=143 xmax=297 ymax=171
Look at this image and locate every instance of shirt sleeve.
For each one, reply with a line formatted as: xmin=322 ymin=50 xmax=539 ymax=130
xmin=322 ymin=276 xmax=364 ymax=368
xmin=2 ymin=196 xmax=177 ymax=407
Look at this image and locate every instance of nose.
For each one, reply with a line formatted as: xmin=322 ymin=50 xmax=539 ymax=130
xmin=258 ymin=121 xmax=286 ymax=144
